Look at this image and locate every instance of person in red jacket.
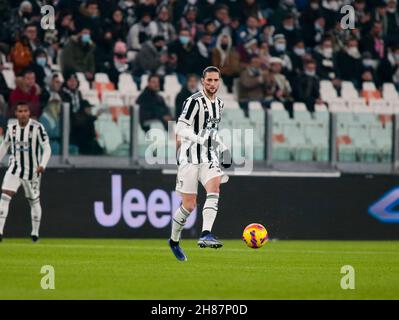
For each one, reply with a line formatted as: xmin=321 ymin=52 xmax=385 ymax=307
xmin=8 ymin=69 xmax=41 ymax=119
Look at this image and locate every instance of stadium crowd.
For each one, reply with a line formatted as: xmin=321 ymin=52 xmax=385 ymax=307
xmin=0 ymin=0 xmax=399 ymax=154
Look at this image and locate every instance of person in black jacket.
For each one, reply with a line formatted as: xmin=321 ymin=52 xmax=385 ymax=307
xmin=137 ymin=74 xmax=173 ymax=132
xmin=336 ymin=38 xmax=363 ymax=88
xmin=175 ymin=74 xmax=199 ymax=119
xmin=377 ymin=45 xmax=399 ymax=87
xmin=292 ymin=59 xmax=321 ymax=112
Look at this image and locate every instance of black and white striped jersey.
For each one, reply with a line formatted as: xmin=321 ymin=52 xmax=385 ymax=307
xmin=0 ymin=119 xmax=52 ymax=181
xmin=177 ymin=90 xmax=224 ymax=164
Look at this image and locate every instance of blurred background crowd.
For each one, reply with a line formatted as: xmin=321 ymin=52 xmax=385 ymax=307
xmin=0 ymin=0 xmax=398 ymax=155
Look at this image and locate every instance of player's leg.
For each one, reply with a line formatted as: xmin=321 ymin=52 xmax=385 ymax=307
xmin=22 ymin=177 xmax=41 ymax=242
xmin=170 ymin=193 xmax=196 ymax=243
xmin=169 ymin=163 xmax=198 ymax=261
xmin=197 ymin=162 xmax=229 ymax=248
xmin=0 ymin=172 xmax=20 ymax=240
xmin=197 ymin=176 xmax=223 ymax=248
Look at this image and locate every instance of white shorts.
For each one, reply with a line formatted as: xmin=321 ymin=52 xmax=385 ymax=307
xmin=1 ymin=171 xmax=41 ymax=199
xmin=175 ymin=162 xmax=229 ymax=195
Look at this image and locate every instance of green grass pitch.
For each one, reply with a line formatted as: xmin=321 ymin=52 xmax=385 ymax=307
xmin=0 ymin=239 xmax=398 ymax=300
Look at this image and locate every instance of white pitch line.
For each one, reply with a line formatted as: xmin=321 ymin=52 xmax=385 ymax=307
xmin=1 ymin=243 xmax=398 ymax=255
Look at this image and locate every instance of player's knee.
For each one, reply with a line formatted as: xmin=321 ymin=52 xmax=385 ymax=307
xmin=183 ymin=200 xmax=197 ymax=213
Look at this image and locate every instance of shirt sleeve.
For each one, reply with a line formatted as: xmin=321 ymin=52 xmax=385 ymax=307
xmin=176 ymin=98 xmax=207 ymax=144
xmin=37 ymin=124 xmax=52 ymax=168
xmin=0 ymin=128 xmax=11 ymax=162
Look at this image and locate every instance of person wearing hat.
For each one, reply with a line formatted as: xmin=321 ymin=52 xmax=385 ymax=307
xmin=269 ymin=56 xmax=294 ymax=115
xmin=270 ymin=34 xmax=293 ymax=74
xmin=277 ymin=13 xmax=301 ymax=50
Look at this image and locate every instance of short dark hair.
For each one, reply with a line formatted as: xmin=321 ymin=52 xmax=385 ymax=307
xmin=202 ymin=66 xmax=221 ymax=78
xmin=148 ymin=74 xmax=160 ymax=82
xmin=21 ymin=68 xmax=35 ymax=76
xmin=15 ymin=101 xmax=29 ymax=109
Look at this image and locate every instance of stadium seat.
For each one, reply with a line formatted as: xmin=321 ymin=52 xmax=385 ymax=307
xmin=95 ymin=73 xmax=111 ymax=83
xmin=102 ymin=91 xmax=125 ymax=107
xmin=1 ymin=69 xmax=16 ymax=89
xmin=382 ymin=83 xmax=398 ymax=99
xmin=81 ymin=89 xmax=100 ymax=106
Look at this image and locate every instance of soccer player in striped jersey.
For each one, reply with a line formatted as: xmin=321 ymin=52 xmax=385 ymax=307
xmin=0 ymin=102 xmax=51 ymax=242
xmin=168 ymin=66 xmax=232 ymax=261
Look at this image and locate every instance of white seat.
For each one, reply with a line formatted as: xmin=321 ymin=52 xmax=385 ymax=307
xmin=293 ymin=102 xmax=307 ymax=112
xmin=1 ymin=69 xmax=16 ymax=89
xmin=102 ymin=91 xmax=124 ymax=107
xmin=271 ymin=101 xmax=285 ymax=111
xmin=341 ymin=88 xmax=358 ymax=99
xmin=164 ymin=74 xmax=181 ymax=93
xmin=382 ymin=83 xmax=398 ymax=99
xmin=118 ymin=73 xmax=137 ymax=93
xmin=328 ymin=98 xmax=349 ymax=112
xmin=81 ymin=89 xmax=100 ymax=105
xmin=94 ymin=73 xmax=111 ymax=83
xmin=369 ymin=99 xmax=388 ymax=109
xmin=341 ymin=81 xmax=356 ymax=92
xmin=362 ymin=81 xmax=376 ymax=91
xmin=348 ymin=97 xmax=367 ymax=110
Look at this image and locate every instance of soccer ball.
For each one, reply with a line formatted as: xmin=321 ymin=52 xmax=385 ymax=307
xmin=242 ymin=223 xmax=268 ymax=249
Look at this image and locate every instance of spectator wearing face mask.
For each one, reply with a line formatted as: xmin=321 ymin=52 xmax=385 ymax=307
xmin=277 ymin=13 xmax=301 ymax=50
xmin=105 ymin=41 xmax=130 ymax=89
xmin=313 ymin=37 xmax=339 ymax=80
xmin=29 ymin=49 xmax=52 ymax=89
xmin=168 ymin=29 xmax=199 ymax=85
xmin=178 ymin=4 xmax=199 ymax=40
xmin=127 ymin=11 xmax=157 ymax=51
xmin=336 ymin=38 xmax=363 ymax=87
xmin=175 ymin=74 xmax=199 ymax=119
xmin=212 ymin=33 xmax=240 ymax=93
xmin=292 ymin=59 xmax=321 ymax=112
xmin=61 ymin=27 xmax=96 ymax=82
xmin=134 ymin=35 xmax=172 ymax=90
xmin=289 ymin=40 xmax=311 ymax=78
xmin=269 ymin=34 xmax=293 ymax=75
xmin=76 ymin=0 xmax=102 ymax=42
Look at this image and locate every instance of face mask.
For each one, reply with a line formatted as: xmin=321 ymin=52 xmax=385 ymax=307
xmin=310 ymin=3 xmax=319 ymax=9
xmin=81 ymin=34 xmax=91 ymax=43
xmin=323 ymin=47 xmax=333 ymax=58
xmin=388 ymin=6 xmax=397 ymax=13
xmin=275 ymin=43 xmax=286 ymax=52
xmin=363 ymin=59 xmax=374 ymax=67
xmin=124 ymin=1 xmax=134 ymax=7
xmin=179 ymin=36 xmax=190 ymax=45
xmin=284 ymin=24 xmax=294 ymax=31
xmin=36 ymin=57 xmax=46 ymax=66
xmin=347 ymin=47 xmax=359 ymax=56
xmin=188 ymin=0 xmax=197 ymax=4
xmin=221 ymin=44 xmax=228 ymax=50
xmin=294 ymin=47 xmax=305 ymax=56
xmin=305 ymin=70 xmax=316 ymax=77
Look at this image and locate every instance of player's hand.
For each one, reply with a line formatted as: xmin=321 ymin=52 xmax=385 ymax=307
xmin=36 ymin=166 xmax=45 ymax=174
xmin=221 ymin=149 xmax=232 ymax=169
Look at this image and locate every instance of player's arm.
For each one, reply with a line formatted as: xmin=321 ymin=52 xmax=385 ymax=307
xmin=176 ymin=98 xmax=208 ymax=145
xmin=0 ymin=129 xmax=11 ymax=163
xmin=37 ymin=124 xmax=52 ymax=173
